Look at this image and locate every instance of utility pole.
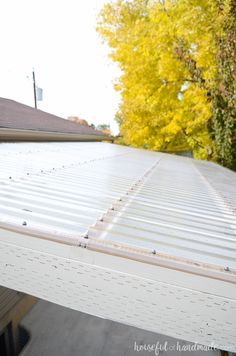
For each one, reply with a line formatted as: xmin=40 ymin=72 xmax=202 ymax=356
xmin=32 ymin=70 xmax=37 ymax=109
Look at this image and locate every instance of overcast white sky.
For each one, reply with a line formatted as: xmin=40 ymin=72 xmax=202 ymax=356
xmin=0 ymin=0 xmax=120 ymax=134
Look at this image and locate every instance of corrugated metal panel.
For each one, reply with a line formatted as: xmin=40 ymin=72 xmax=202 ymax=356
xmin=0 ymin=142 xmax=158 ymax=240
xmin=0 ymin=142 xmax=235 ymax=273
xmin=90 ymin=154 xmax=236 ymax=270
xmin=0 ymin=142 xmax=236 ymax=350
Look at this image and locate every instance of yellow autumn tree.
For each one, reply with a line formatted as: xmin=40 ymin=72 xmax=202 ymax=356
xmin=97 ymin=0 xmax=221 ymax=159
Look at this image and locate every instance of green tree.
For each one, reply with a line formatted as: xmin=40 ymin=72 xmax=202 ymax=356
xmin=211 ymin=0 xmax=236 ymax=170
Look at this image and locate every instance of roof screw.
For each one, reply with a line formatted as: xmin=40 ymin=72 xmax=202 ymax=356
xmin=27 ymin=173 xmax=29 ymax=175
xmin=100 ymin=218 xmax=104 ymax=222
xmin=84 ymin=234 xmax=89 ymax=239
xmin=119 ymin=198 xmax=122 ymax=202
xmin=111 ymin=207 xmax=115 ymax=211
xmin=152 ymin=250 xmax=157 ymax=255
xmin=9 ymin=176 xmax=12 ymax=179
xmin=22 ymin=221 xmax=27 ymax=226
xmin=224 ymin=266 xmax=230 ymax=272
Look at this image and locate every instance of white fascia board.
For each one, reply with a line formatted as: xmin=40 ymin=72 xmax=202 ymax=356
xmin=0 ymin=228 xmax=236 ymax=352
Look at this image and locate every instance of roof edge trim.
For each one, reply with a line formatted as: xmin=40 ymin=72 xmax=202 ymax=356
xmin=0 ymin=221 xmax=235 ymax=284
xmin=87 ymin=238 xmax=236 ymax=284
xmin=0 ymin=128 xmax=111 ymax=142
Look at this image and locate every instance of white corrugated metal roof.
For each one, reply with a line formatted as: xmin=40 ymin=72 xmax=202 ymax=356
xmin=0 ymin=142 xmax=236 ymax=350
xmin=0 ymin=142 xmax=235 ymax=274
xmin=0 ymin=142 xmax=158 ymax=237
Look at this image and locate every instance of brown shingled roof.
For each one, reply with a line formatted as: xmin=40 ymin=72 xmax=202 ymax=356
xmin=0 ymin=98 xmax=104 ymax=137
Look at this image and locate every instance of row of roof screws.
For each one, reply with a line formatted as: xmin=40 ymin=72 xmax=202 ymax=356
xmin=20 ymin=221 xmax=231 ymax=271
xmin=150 ymin=245 xmax=231 ymax=270
xmin=149 ymin=250 xmax=231 ymax=272
xmin=19 ymin=219 xmax=232 ymax=272
xmin=18 ymin=221 xmax=232 ymax=269
xmin=30 ymin=158 xmax=106 ymax=177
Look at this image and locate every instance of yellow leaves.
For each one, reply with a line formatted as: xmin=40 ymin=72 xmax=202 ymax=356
xmin=161 ymin=121 xmax=182 ymax=138
xmin=97 ymin=0 xmax=220 ymax=157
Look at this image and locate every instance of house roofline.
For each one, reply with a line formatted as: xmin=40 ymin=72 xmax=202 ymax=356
xmin=0 ymin=128 xmax=112 ymax=142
